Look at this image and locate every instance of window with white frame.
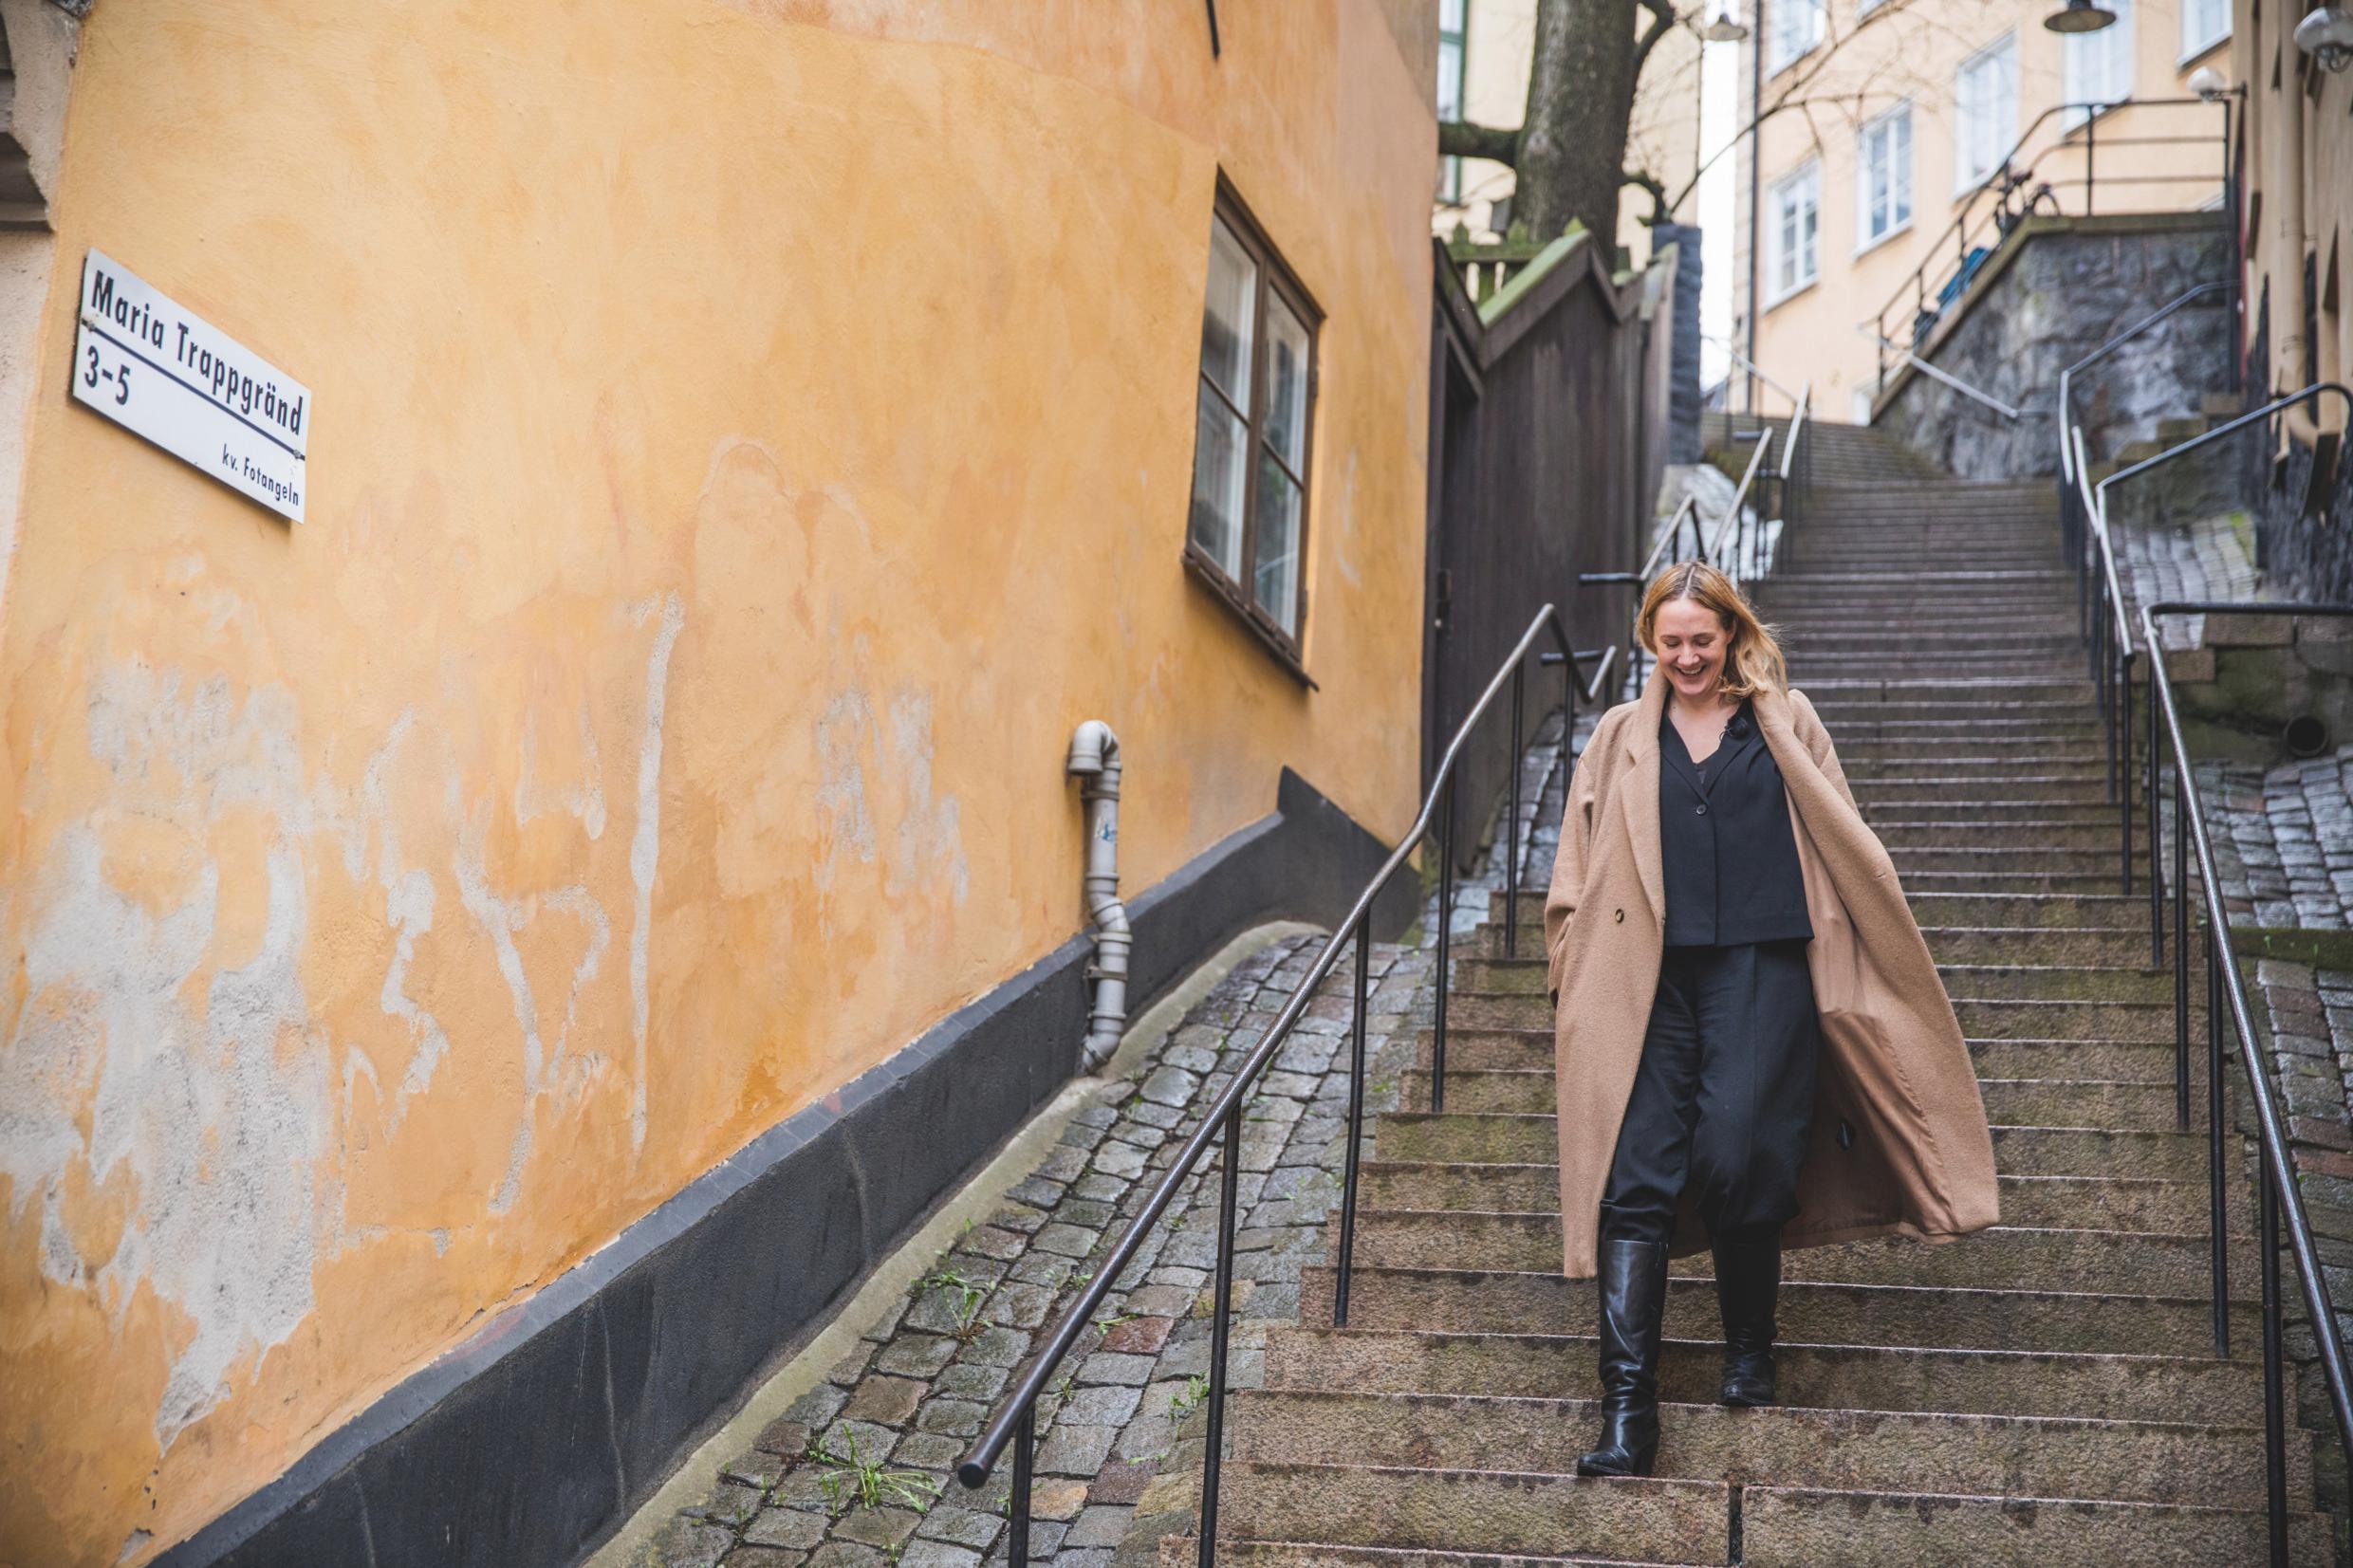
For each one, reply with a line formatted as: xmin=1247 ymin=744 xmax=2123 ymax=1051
xmin=1768 ymin=0 xmax=1825 ymax=73
xmin=2180 ymin=0 xmax=2228 ymax=58
xmin=1856 ymin=102 xmax=1914 ymax=249
xmin=1954 ymin=35 xmax=2017 ymax=193
xmin=2063 ymin=0 xmax=2134 ymax=125
xmin=1767 ymin=160 xmax=1820 ymax=303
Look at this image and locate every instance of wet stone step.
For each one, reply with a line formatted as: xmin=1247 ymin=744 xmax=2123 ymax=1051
xmin=1341 ymin=1211 xmax=2253 ymax=1297
xmin=1450 ymin=922 xmax=2178 ymax=964
xmin=1214 ymin=1462 xmax=1731 ymax=1564
xmin=1492 ymin=888 xmax=2164 ymax=929
xmin=1410 ymin=1026 xmax=2203 ymax=1080
xmin=1356 ymin=1163 xmax=2250 ymax=1234
xmin=1739 ymin=1486 xmax=2334 ymax=1568
xmin=1298 ymin=1264 xmax=2261 ymax=1356
xmin=1259 ymin=1324 xmax=2267 ymax=1424
xmin=1376 ymin=1113 xmax=2226 ymax=1180
xmin=1442 ymin=992 xmax=2203 ymax=1042
xmin=1228 ymin=1388 xmax=2307 ymax=1510
xmin=1451 ymin=958 xmax=2194 ymax=1001
xmin=1397 ymin=1069 xmax=2216 ymax=1132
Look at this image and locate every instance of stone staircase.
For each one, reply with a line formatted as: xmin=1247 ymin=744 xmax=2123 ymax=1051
xmin=1186 ymin=478 xmax=2342 ymax=1563
xmin=1699 ymin=413 xmax=1947 ymax=488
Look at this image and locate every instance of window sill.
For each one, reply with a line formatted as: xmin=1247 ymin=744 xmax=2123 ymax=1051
xmin=1183 ymin=545 xmax=1319 ymax=691
xmin=1762 ymin=275 xmax=1818 ymax=315
xmin=1767 ymin=40 xmax=1819 ymax=80
xmin=1854 ymin=218 xmax=1913 ymax=260
xmin=2177 ymin=31 xmax=2229 ymax=68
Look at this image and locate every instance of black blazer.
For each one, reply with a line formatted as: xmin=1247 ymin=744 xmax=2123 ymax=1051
xmin=1658 ymin=695 xmax=1814 ymax=947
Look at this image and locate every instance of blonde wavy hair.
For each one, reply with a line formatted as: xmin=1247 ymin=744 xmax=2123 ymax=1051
xmin=1637 ymin=561 xmax=1790 ymax=702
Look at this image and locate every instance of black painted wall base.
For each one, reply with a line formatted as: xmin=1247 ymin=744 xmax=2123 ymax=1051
xmin=160 ymin=766 xmax=1414 ymax=1568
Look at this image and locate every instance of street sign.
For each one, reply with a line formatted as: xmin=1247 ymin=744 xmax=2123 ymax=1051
xmin=71 ymin=249 xmax=311 ymax=523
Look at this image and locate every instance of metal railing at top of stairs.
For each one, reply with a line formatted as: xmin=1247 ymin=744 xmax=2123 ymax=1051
xmin=2062 ymin=378 xmax=2353 ymax=897
xmin=1868 ymin=94 xmax=2232 ymax=389
xmin=2140 ymin=598 xmax=2353 ymax=1568
xmin=1862 ymin=329 xmax=2023 ymax=423
xmin=954 ymin=608 xmax=1619 ymax=1567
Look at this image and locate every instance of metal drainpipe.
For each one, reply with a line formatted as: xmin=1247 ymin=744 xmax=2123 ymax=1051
xmin=1066 ymin=722 xmax=1131 ymax=1071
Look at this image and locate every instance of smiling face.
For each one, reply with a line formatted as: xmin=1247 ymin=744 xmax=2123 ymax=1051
xmin=1652 ymin=595 xmax=1733 ymax=702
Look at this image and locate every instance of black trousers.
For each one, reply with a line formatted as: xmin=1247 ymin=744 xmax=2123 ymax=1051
xmin=1599 ymin=938 xmax=1822 ymax=1247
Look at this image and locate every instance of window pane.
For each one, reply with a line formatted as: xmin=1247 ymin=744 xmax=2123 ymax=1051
xmin=1893 ymin=110 xmax=1913 ymax=226
xmin=1440 ymin=0 xmax=1466 ymax=29
xmin=1190 ymin=389 xmax=1249 ymax=577
xmin=1436 ymin=39 xmax=1463 ymax=120
xmin=1252 ymin=453 xmax=1303 ymax=634
xmin=1263 ymin=294 xmax=1310 ymax=474
xmin=1202 ymin=216 xmax=1256 ymax=407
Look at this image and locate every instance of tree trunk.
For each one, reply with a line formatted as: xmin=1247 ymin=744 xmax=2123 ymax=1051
xmin=1515 ymin=0 xmax=1640 ymax=249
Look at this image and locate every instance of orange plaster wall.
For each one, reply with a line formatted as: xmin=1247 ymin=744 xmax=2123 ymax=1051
xmin=0 ymin=3 xmax=1437 ymax=1562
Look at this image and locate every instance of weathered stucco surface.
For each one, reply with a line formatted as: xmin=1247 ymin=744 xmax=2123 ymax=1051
xmin=0 ymin=3 xmax=1436 ymax=1562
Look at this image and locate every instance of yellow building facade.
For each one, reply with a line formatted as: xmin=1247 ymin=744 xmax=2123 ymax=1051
xmin=0 ymin=3 xmax=1441 ymax=1563
xmin=1733 ymin=0 xmax=2233 ymax=418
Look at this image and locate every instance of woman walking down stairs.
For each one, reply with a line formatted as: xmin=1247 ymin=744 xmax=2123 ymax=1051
xmin=1188 ymin=479 xmax=2338 ymax=1565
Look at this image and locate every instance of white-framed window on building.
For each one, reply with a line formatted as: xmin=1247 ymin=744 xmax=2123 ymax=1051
xmin=1856 ymin=101 xmax=1914 ymax=251
xmin=1766 ymin=159 xmax=1820 ymax=304
xmin=1768 ymin=0 xmax=1825 ymax=73
xmin=2063 ymin=0 xmax=2134 ymax=125
xmin=1188 ymin=183 xmax=1320 ymax=659
xmin=1954 ymin=34 xmax=2018 ymax=194
xmin=2180 ymin=0 xmax=2228 ymax=60
xmin=1437 ymin=0 xmax=1467 ymax=201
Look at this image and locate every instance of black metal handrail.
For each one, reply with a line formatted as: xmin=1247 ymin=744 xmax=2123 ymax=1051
xmin=954 ymin=607 xmax=1615 ymax=1567
xmin=1869 ymin=96 xmax=2228 ymax=389
xmin=2064 ymin=381 xmax=2353 ymax=897
xmin=2139 ymin=600 xmax=2353 ymax=1566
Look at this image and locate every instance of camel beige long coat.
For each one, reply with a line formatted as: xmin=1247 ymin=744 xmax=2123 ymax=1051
xmin=1543 ymin=663 xmax=2000 ymax=1279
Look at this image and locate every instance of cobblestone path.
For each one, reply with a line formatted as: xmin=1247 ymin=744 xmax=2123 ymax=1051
xmin=634 ymin=932 xmax=1436 ymax=1568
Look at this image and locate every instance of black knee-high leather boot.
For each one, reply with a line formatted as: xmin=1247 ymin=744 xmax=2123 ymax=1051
xmin=1577 ymin=1236 xmax=1670 ymax=1476
xmin=1713 ymin=1229 xmax=1783 ymax=1408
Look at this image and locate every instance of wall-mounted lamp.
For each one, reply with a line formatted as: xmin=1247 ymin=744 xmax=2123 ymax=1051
xmin=2188 ymin=65 xmax=2230 ymax=99
xmin=2043 ymin=0 xmax=2118 ymax=31
xmin=1696 ymin=7 xmax=1751 ymax=41
xmin=2293 ymin=3 xmax=2353 ymax=69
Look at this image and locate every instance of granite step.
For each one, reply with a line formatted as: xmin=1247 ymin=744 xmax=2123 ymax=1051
xmin=1227 ymin=1388 xmax=2307 ymax=1508
xmin=1374 ymin=1113 xmax=2225 ymax=1181
xmin=1340 ymin=1211 xmax=2252 ymax=1297
xmin=1355 ymin=1163 xmax=2249 ymax=1233
xmin=1739 ymin=1486 xmax=2333 ymax=1566
xmin=1398 ymin=1069 xmax=2214 ymax=1132
xmin=1409 ymin=1026 xmax=2204 ymax=1082
xmin=1259 ymin=1323 xmax=2267 ymax=1423
xmin=1297 ymin=1265 xmax=2258 ymax=1356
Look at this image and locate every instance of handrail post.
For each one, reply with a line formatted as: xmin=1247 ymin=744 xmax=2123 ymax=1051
xmin=1433 ymin=774 xmax=1455 ymax=1113
xmin=2174 ymin=766 xmax=2191 ymax=1132
xmin=1010 ymin=1407 xmax=1034 ymax=1566
xmin=2210 ymin=919 xmax=2231 ymax=1359
xmin=2261 ymin=1157 xmax=2288 ymax=1566
xmin=2120 ymin=650 xmax=2134 ymax=896
xmin=1333 ymin=925 xmax=1371 ymax=1326
xmin=2084 ymin=111 xmax=2095 ymax=216
xmin=2148 ymin=658 xmax=2162 ymax=964
xmin=1505 ymin=663 xmax=1525 ymax=958
xmin=1196 ymin=1102 xmax=1244 ymax=1568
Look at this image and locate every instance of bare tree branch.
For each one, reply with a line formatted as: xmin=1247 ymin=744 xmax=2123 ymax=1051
xmin=1622 ymin=168 xmax=1672 ymax=227
xmin=1439 ymin=120 xmax=1522 ymax=165
xmin=1629 ymin=0 xmax=1678 ymax=87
